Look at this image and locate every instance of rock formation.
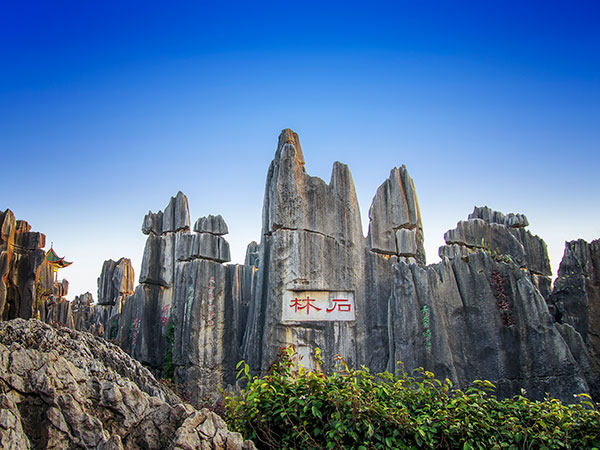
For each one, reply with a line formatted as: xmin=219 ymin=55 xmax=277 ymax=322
xmin=0 ymin=209 xmax=46 ymax=320
xmin=548 ymin=239 xmax=600 ymax=399
xmin=75 ymin=129 xmax=598 ymax=404
xmin=7 ymin=129 xmax=599 ymax=406
xmin=243 ymin=129 xmax=367 ymax=375
xmin=0 ymin=318 xmax=256 ymax=450
xmin=98 ymin=258 xmax=135 ymax=306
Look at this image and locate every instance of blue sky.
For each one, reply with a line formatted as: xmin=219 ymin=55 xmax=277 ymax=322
xmin=1 ymin=1 xmax=599 ymax=298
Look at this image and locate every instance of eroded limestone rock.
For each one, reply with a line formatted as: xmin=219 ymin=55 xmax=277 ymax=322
xmin=0 ymin=319 xmax=256 ymax=450
xmin=367 ymin=166 xmax=426 ymax=264
xmin=0 ymin=209 xmax=46 ymax=320
xmin=98 ymin=258 xmax=134 ymax=306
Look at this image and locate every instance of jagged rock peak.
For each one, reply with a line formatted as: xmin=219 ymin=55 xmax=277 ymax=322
xmin=72 ymin=291 xmax=94 ymax=308
xmin=142 ymin=191 xmax=190 ymax=235
xmin=469 ymin=206 xmax=529 ymax=228
xmin=97 ymin=257 xmax=135 ymax=306
xmin=245 ymin=241 xmax=260 ymax=267
xmin=275 ymin=128 xmax=305 ymax=167
xmin=367 ymin=165 xmax=425 ymax=264
xmin=263 ymin=129 xmax=363 ymax=239
xmin=440 ymin=208 xmax=551 ymax=277
xmin=0 ymin=209 xmax=16 ymax=242
xmin=193 ymin=214 xmax=229 ymax=235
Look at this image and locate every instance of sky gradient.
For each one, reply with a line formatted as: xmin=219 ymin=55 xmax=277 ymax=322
xmin=1 ymin=1 xmax=599 ymax=298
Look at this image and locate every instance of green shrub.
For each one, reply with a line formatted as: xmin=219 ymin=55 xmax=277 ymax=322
xmin=224 ymin=347 xmax=600 ymax=450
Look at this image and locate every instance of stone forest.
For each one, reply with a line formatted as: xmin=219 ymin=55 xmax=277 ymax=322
xmin=1 ymin=129 xmax=599 ymax=449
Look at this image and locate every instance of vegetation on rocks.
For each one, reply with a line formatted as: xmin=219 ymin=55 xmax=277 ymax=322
xmin=224 ymin=347 xmax=600 ymax=450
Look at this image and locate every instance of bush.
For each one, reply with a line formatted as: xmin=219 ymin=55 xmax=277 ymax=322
xmin=224 ymin=347 xmax=600 ymax=450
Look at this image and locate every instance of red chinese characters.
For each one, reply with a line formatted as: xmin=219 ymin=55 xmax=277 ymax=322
xmin=289 ymin=296 xmax=353 ymax=316
xmin=326 ymin=298 xmax=352 ymax=313
xmin=290 ymin=296 xmax=322 ymax=315
xmin=160 ymin=304 xmax=170 ymax=327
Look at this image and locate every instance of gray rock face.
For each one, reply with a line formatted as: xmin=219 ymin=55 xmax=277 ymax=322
xmin=243 ymin=129 xmax=366 ymax=374
xmin=194 ymin=214 xmax=229 ymax=235
xmin=244 ymin=241 xmax=260 ymax=267
xmin=54 ymin=129 xmax=599 ymax=405
xmin=176 ymin=232 xmax=231 ymax=263
xmin=367 ymin=166 xmax=425 ymax=264
xmin=142 ymin=191 xmax=190 ymax=235
xmin=0 ymin=319 xmax=255 ymax=450
xmin=98 ymin=258 xmax=135 ymax=306
xmin=387 ymin=253 xmax=588 ymax=402
xmin=0 ymin=209 xmax=46 ymax=321
xmin=548 ymin=239 xmax=600 ymax=398
xmin=442 ymin=206 xmax=552 ymax=284
xmin=469 ymin=205 xmax=529 ymax=228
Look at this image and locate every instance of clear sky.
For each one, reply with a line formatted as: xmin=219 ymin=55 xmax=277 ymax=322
xmin=1 ymin=1 xmax=598 ymax=299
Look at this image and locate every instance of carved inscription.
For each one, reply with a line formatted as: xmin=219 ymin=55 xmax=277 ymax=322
xmin=282 ymin=291 xmax=355 ymax=322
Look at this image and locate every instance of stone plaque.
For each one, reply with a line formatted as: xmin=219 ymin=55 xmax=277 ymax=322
xmin=282 ymin=290 xmax=355 ymax=322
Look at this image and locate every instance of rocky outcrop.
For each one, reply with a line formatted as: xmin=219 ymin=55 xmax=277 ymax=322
xmin=387 ymin=253 xmax=588 ymax=402
xmin=244 ymin=241 xmax=260 ymax=267
xmin=0 ymin=210 xmax=46 ymax=321
xmin=367 ymin=166 xmax=425 ymax=265
xmin=0 ymin=318 xmax=256 ymax=450
xmin=243 ymin=129 xmax=366 ymax=374
xmin=98 ymin=258 xmax=134 ymax=306
xmin=440 ymin=206 xmax=553 ymax=298
xmin=142 ymin=191 xmax=190 ymax=236
xmin=114 ymin=192 xmax=245 ymax=404
xmin=548 ymin=239 xmax=600 ymax=398
xmin=47 ymin=129 xmax=599 ymax=405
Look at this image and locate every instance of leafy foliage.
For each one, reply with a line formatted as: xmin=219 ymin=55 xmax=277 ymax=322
xmin=224 ymin=347 xmax=600 ymax=450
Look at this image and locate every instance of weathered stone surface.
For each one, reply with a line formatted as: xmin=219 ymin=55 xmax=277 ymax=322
xmin=55 ymin=130 xmax=599 ymax=406
xmin=438 ymin=244 xmax=470 ymax=260
xmin=387 ymin=252 xmax=589 ymax=402
xmin=45 ymin=297 xmax=74 ymax=328
xmin=98 ymin=258 xmax=135 ymax=306
xmin=142 ymin=191 xmax=190 ymax=235
xmin=194 ymin=214 xmax=229 ymax=235
xmin=140 ymin=233 xmax=176 ymax=287
xmin=71 ymin=292 xmax=96 ymax=329
xmin=509 ymin=227 xmax=552 ymax=276
xmin=396 ymin=228 xmax=418 ymax=255
xmin=176 ymin=232 xmax=231 ymax=263
xmin=549 ymin=239 xmax=600 ymax=392
xmin=469 ymin=205 xmax=529 ymax=228
xmin=118 ymin=284 xmax=173 ymax=369
xmin=444 ymin=219 xmax=527 ymax=266
xmin=244 ymin=241 xmax=260 ymax=267
xmin=367 ymin=166 xmax=425 ymax=264
xmin=0 ymin=319 xmax=256 ymax=450
xmin=171 ymin=408 xmax=255 ymax=450
xmin=555 ymin=323 xmax=600 ymax=400
xmin=0 ymin=209 xmax=46 ymax=321
xmin=243 ymin=129 xmax=366 ymax=374
xmin=172 ymin=259 xmax=233 ymax=402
